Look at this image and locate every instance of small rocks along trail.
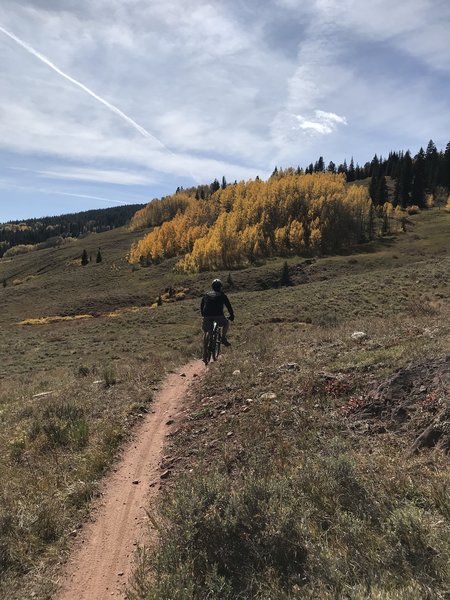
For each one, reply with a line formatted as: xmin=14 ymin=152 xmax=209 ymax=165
xmin=56 ymin=360 xmax=204 ymax=600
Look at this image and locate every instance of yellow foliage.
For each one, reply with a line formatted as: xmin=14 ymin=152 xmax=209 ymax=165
xmin=19 ymin=306 xmax=146 ymax=325
xmin=19 ymin=314 xmax=93 ymax=326
xmin=130 ymin=172 xmax=373 ymax=271
xmin=289 ymin=220 xmax=305 ymax=253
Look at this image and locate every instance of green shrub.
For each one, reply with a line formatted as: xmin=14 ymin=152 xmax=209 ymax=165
xmin=103 ymin=365 xmax=117 ymax=387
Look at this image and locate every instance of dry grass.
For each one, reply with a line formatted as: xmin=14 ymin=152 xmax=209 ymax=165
xmin=127 ymin=211 xmax=450 ymax=600
xmin=0 ymin=209 xmax=449 ymax=599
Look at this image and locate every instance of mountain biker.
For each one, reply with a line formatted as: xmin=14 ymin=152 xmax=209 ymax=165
xmin=201 ymin=278 xmax=234 ymax=362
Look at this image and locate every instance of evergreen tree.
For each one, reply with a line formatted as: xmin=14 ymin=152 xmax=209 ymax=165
xmin=96 ymin=248 xmax=102 ymax=263
xmin=369 ymin=176 xmax=377 ymax=203
xmin=338 ymin=159 xmax=348 ymax=175
xmin=369 ymin=155 xmax=379 ymax=177
xmin=411 ymin=149 xmax=426 ymax=208
xmin=221 ymin=176 xmax=227 ymax=190
xmin=395 ymin=151 xmax=413 ymax=208
xmin=314 ymin=156 xmax=325 ymax=172
xmin=425 ymin=140 xmax=439 ymax=191
xmin=81 ymin=249 xmax=89 ymax=266
xmin=442 ymin=142 xmax=450 ymax=190
xmin=280 ymin=261 xmax=291 ymax=286
xmin=376 ymin=176 xmax=389 ymax=205
xmin=347 ymin=158 xmax=356 ymax=182
xmin=327 ymin=161 xmax=336 ymax=173
xmin=210 ymin=179 xmax=220 ymax=194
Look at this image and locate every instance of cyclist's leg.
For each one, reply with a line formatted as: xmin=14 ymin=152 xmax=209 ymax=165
xmin=202 ymin=317 xmax=214 ymax=362
xmin=203 ymin=332 xmax=210 ymax=362
xmin=223 ymin=320 xmax=229 ymax=337
xmin=215 ymin=315 xmax=230 ymax=344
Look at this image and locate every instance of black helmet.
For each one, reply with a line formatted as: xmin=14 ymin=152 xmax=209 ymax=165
xmin=212 ymin=278 xmax=222 ymax=291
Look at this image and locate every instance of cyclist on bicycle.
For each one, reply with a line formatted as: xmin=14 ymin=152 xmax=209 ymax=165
xmin=201 ymin=279 xmax=234 ymax=361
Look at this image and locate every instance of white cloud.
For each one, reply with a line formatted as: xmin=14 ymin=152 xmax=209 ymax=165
xmin=0 ymin=0 xmax=449 ymax=218
xmin=29 ymin=167 xmax=155 ymax=186
xmin=296 ymin=110 xmax=347 ymax=135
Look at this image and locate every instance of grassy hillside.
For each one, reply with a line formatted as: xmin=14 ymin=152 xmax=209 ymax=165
xmin=0 ymin=209 xmax=449 ymax=599
xmin=128 ymin=209 xmax=450 ymax=599
xmin=0 ymin=203 xmax=145 ymax=257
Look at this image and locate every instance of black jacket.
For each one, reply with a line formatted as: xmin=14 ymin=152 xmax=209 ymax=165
xmin=201 ymin=291 xmax=234 ymax=318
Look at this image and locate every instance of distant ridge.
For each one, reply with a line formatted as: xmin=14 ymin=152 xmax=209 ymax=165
xmin=0 ymin=203 xmax=145 ymax=257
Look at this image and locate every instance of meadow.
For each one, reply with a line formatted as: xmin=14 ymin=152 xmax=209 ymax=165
xmin=0 ymin=208 xmax=449 ymax=599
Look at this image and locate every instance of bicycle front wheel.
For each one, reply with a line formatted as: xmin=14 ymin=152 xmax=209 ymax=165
xmin=203 ymin=332 xmax=213 ymax=364
xmin=211 ymin=327 xmax=221 ymax=360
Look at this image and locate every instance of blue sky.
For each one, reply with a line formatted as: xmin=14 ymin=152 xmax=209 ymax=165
xmin=0 ymin=0 xmax=449 ymax=222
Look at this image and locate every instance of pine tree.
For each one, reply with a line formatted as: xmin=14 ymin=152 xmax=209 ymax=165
xmin=338 ymin=160 xmax=348 ymax=175
xmin=395 ymin=152 xmax=413 ymax=208
xmin=221 ymin=176 xmax=227 ymax=190
xmin=96 ymin=248 xmax=102 ymax=263
xmin=347 ymin=158 xmax=356 ymax=182
xmin=442 ymin=142 xmax=450 ymax=190
xmin=369 ymin=173 xmax=379 ymax=203
xmin=425 ymin=140 xmax=439 ymax=192
xmin=411 ymin=149 xmax=426 ymax=208
xmin=81 ymin=249 xmax=89 ymax=265
xmin=210 ymin=179 xmax=220 ymax=194
xmin=280 ymin=261 xmax=291 ymax=286
xmin=376 ymin=176 xmax=389 ymax=205
xmin=314 ymin=156 xmax=325 ymax=172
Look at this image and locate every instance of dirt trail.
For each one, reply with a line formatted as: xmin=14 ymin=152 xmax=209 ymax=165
xmin=57 ymin=360 xmax=204 ymax=600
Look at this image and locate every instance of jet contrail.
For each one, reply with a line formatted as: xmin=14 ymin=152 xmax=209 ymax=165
xmin=0 ymin=24 xmax=176 ymax=157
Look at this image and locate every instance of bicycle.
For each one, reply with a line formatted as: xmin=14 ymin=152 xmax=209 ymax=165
xmin=203 ymin=320 xmax=224 ymax=365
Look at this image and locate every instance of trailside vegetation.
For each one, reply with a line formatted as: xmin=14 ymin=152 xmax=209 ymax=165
xmin=129 ymin=172 xmax=373 ymax=271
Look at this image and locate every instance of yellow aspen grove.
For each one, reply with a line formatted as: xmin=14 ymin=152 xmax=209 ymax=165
xmin=129 ymin=172 xmax=374 ymax=271
xmin=288 ymin=220 xmax=305 ymax=253
xmin=274 ymin=226 xmax=289 ymax=255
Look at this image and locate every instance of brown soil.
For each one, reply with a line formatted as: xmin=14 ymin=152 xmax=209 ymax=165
xmin=349 ymin=356 xmax=450 ymax=452
xmin=56 ymin=359 xmax=204 ymax=600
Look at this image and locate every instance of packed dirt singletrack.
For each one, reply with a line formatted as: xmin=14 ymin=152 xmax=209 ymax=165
xmin=56 ymin=359 xmax=204 ymax=600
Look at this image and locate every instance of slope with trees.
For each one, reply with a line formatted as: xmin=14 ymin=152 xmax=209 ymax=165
xmin=128 ymin=139 xmax=450 ymax=272
xmin=129 ymin=172 xmax=374 ymax=271
xmin=0 ymin=203 xmax=145 ymax=258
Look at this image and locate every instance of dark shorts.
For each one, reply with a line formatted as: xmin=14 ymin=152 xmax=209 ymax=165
xmin=202 ymin=315 xmax=228 ymax=333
